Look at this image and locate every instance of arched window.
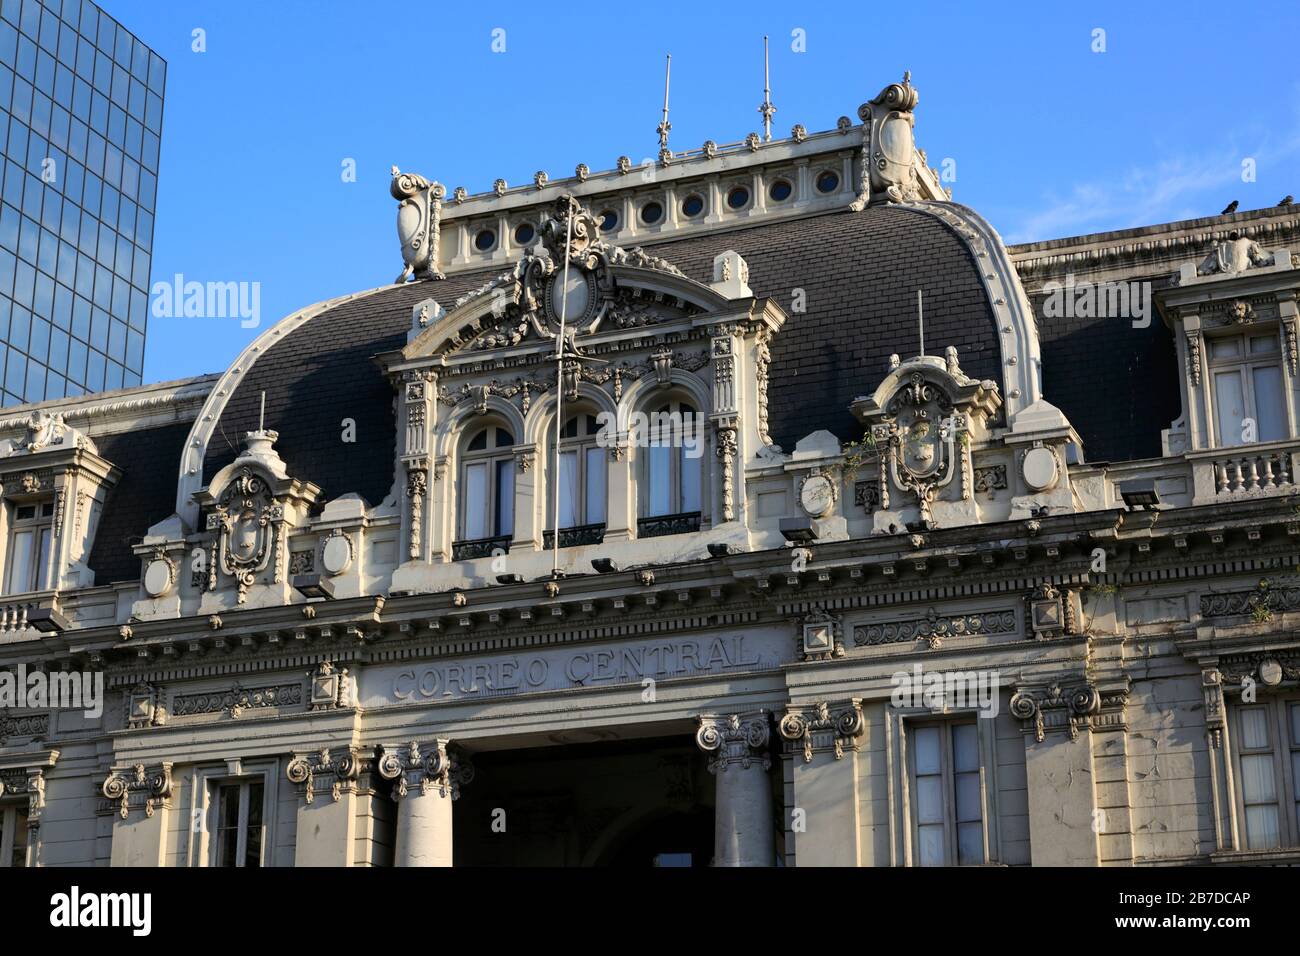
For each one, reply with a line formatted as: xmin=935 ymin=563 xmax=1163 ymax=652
xmin=453 ymin=424 xmax=515 ymax=561
xmin=545 ymin=413 xmax=607 ymax=548
xmin=639 ymin=400 xmax=703 ymax=538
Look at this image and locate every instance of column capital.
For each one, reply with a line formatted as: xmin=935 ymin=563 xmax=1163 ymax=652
xmin=1009 ymin=680 xmax=1128 ymax=742
xmin=285 ymin=747 xmax=364 ymax=804
xmin=101 ymin=761 xmax=173 ymax=819
xmin=778 ymin=698 xmax=864 ymax=762
xmin=377 ymin=739 xmax=475 ymax=800
xmin=696 ymin=711 xmax=772 ymax=773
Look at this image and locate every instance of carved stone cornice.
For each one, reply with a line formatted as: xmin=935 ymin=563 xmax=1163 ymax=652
xmin=0 ymin=765 xmax=52 ymax=828
xmin=0 ymin=711 xmax=49 ymax=743
xmin=285 ymin=747 xmax=363 ymax=804
xmin=376 ymin=739 xmax=474 ymax=800
xmin=172 ymin=681 xmax=302 ymax=720
xmin=695 ymin=711 xmax=771 ymax=773
xmin=778 ymin=699 xmax=864 ymax=762
xmin=854 ymin=607 xmax=1017 ymax=650
xmin=101 ymin=762 xmax=173 ymax=818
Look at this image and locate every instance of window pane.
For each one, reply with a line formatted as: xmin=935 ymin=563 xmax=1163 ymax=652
xmin=914 ymin=774 xmax=943 ymax=826
xmin=494 ymin=458 xmax=513 ymax=537
xmin=1251 ymin=365 xmax=1286 ymax=442
xmin=6 ymin=529 xmax=32 ymax=593
xmin=218 ymin=784 xmax=241 ymax=827
xmin=35 ymin=525 xmax=49 ymax=589
xmin=1250 ymin=334 xmax=1277 ymax=354
xmin=1290 ymin=703 xmax=1300 ymax=746
xmin=1210 ymin=336 xmax=1241 ymax=359
xmin=952 ymin=723 xmax=979 ymax=773
xmin=585 ymin=446 xmax=606 ymax=525
xmin=1239 ymin=707 xmax=1271 ymax=750
xmin=558 ymin=450 xmax=578 ymax=528
xmin=462 ymin=462 xmax=487 ymax=540
xmin=917 ymin=824 xmax=944 ymax=866
xmin=681 ymin=446 xmax=701 ymax=513
xmin=956 ymin=821 xmax=983 ymax=866
xmin=648 ymin=445 xmax=671 ymax=516
xmin=954 ymin=771 xmax=982 ymax=823
xmin=9 ymin=808 xmax=27 ymax=867
xmin=245 ymin=782 xmax=264 ymax=868
xmin=1244 ymin=804 xmax=1281 ymax=850
xmin=913 ymin=726 xmax=941 ymax=775
xmin=1213 ymin=370 xmax=1245 ymax=447
xmin=1240 ymin=753 xmax=1277 ymax=803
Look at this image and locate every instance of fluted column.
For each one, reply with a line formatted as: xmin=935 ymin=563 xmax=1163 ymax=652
xmin=696 ymin=711 xmax=775 ymax=867
xmin=377 ymin=739 xmax=474 ymax=867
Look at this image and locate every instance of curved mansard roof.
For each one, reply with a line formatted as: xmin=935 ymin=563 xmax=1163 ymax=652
xmin=195 ymin=204 xmax=1006 ymax=513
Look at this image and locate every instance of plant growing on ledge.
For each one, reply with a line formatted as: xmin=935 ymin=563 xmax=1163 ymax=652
xmin=1248 ymin=578 xmax=1274 ymax=624
xmin=841 ymin=430 xmax=878 ymax=481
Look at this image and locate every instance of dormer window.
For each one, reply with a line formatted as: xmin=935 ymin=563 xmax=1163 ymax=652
xmin=4 ymin=500 xmax=54 ymax=595
xmin=1208 ymin=331 xmax=1287 ymax=447
xmin=454 ymin=425 xmax=515 ymax=561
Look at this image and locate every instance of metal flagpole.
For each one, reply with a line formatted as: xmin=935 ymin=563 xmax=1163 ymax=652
xmin=917 ymin=289 xmax=924 ymax=356
xmin=551 ymin=199 xmax=576 ymax=577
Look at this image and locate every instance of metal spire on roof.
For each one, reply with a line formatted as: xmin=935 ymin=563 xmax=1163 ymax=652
xmin=656 ymin=54 xmax=672 ymax=161
xmin=759 ymin=36 xmax=776 ymax=142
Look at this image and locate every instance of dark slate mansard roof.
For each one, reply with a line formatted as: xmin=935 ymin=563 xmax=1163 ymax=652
xmin=201 ymin=205 xmax=1004 ymax=510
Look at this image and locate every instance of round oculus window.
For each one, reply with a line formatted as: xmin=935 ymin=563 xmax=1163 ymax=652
xmin=640 ymin=200 xmax=664 ymax=224
xmin=815 ymin=170 xmax=840 ymax=194
xmin=726 ymin=186 xmax=750 ymax=209
xmin=599 ymin=210 xmax=619 ymax=232
xmin=681 ymin=194 xmax=705 ymax=217
xmin=769 ymin=179 xmax=792 ymax=202
xmin=474 ymin=228 xmax=496 ymax=251
xmin=513 ymin=222 xmax=535 ymax=245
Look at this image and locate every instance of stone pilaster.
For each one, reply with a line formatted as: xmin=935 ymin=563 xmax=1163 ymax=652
xmin=1009 ymin=682 xmax=1104 ymax=866
xmin=696 ymin=711 xmax=775 ymax=867
xmin=377 ymin=739 xmax=474 ymax=867
xmin=285 ymin=747 xmax=363 ymax=866
xmin=778 ymin=700 xmax=864 ymax=866
xmin=100 ymin=762 xmax=173 ymax=867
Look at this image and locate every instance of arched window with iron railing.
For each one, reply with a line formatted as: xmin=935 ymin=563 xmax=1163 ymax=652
xmin=453 ymin=424 xmax=515 ymax=561
xmin=545 ymin=412 xmax=607 ymax=549
xmin=638 ymin=399 xmax=704 ymax=538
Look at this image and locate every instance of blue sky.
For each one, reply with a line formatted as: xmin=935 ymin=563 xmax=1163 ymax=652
xmin=104 ymin=0 xmax=1300 ymax=386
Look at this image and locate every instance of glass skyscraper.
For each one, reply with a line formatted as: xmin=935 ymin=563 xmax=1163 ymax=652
xmin=0 ymin=0 xmax=162 ymax=406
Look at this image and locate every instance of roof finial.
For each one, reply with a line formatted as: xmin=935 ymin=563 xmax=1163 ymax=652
xmin=657 ymin=54 xmax=672 ymax=161
xmin=759 ymin=36 xmax=776 ymax=143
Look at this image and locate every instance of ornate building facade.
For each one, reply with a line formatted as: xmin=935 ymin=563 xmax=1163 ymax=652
xmin=1 ymin=75 xmax=1298 ymax=867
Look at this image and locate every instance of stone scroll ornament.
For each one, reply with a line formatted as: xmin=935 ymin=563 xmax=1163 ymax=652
xmin=206 ymin=465 xmax=284 ymax=603
xmin=850 ymin=72 xmax=923 ymax=209
xmin=392 ymin=167 xmax=446 ymax=283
